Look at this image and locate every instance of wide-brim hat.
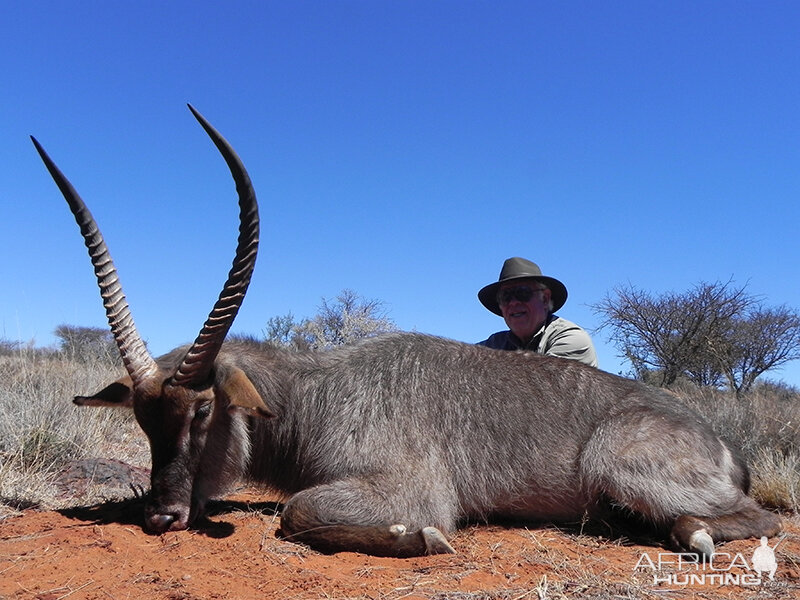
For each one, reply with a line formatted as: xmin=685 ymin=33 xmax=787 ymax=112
xmin=478 ymin=257 xmax=568 ymax=316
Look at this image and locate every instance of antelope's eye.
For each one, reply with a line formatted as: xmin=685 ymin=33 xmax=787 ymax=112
xmin=194 ymin=403 xmax=212 ymax=421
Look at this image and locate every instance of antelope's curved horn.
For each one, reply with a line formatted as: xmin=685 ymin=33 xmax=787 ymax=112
xmin=171 ymin=105 xmax=259 ymax=386
xmin=31 ymin=136 xmax=159 ymax=388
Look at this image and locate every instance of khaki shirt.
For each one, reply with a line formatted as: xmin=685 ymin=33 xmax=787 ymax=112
xmin=479 ymin=315 xmax=598 ymax=368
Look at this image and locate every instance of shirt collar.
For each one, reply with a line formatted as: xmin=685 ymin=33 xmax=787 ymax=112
xmin=509 ymin=313 xmax=557 ymax=350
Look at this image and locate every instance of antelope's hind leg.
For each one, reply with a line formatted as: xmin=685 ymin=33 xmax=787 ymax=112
xmin=279 ymin=478 xmax=457 ymax=557
xmin=580 ymin=407 xmax=782 ymax=558
xmin=670 ymin=499 xmax=782 ymax=557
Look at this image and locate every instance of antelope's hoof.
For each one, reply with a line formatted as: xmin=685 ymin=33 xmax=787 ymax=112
xmin=689 ymin=529 xmax=715 ymax=559
xmin=421 ymin=526 xmax=456 ymax=555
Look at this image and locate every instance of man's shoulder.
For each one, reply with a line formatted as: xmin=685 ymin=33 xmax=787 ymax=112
xmin=544 ymin=316 xmax=594 ymax=345
xmin=543 ymin=315 xmax=598 ymax=367
xmin=548 ymin=315 xmax=588 ymax=334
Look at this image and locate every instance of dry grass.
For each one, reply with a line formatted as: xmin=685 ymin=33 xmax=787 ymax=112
xmin=0 ymin=347 xmax=148 ymax=515
xmin=751 ymin=448 xmax=800 ymax=511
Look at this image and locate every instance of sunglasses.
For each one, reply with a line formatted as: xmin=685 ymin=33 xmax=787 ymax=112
xmin=496 ymin=285 xmax=545 ymax=305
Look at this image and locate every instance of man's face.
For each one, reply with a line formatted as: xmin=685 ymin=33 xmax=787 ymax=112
xmin=497 ymin=279 xmax=551 ymax=344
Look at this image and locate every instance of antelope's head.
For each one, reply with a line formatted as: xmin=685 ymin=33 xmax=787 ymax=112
xmin=32 ymin=105 xmax=273 ymax=532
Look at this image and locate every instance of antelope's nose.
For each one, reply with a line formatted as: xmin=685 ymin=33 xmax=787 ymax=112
xmin=145 ymin=512 xmax=187 ymax=533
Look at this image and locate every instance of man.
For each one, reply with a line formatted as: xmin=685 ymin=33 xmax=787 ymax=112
xmin=478 ymin=257 xmax=598 ymax=367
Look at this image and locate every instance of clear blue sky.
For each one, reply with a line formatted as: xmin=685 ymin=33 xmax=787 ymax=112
xmin=2 ymin=1 xmax=799 ymax=386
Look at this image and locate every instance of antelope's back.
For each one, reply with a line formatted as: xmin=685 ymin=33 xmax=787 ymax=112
xmin=234 ymin=333 xmax=667 ymax=501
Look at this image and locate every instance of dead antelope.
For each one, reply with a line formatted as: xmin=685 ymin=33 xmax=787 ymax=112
xmin=31 ymin=106 xmax=780 ymax=558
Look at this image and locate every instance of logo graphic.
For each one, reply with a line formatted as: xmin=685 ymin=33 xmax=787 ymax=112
xmin=635 ymin=536 xmax=783 ymax=588
xmin=751 ymin=536 xmax=778 ymax=581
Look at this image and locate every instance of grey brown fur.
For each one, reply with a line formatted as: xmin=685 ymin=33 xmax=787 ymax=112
xmin=33 ymin=107 xmax=780 ymax=558
xmin=139 ymin=336 xmax=777 ymax=557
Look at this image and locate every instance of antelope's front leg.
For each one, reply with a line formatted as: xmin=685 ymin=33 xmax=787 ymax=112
xmin=279 ymin=479 xmax=457 ymax=557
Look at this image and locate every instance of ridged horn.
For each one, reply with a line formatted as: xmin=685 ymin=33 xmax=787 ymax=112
xmin=31 ymin=136 xmax=159 ymax=388
xmin=171 ymin=105 xmax=259 ymax=386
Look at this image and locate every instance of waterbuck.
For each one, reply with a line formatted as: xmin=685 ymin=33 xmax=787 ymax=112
xmin=32 ymin=106 xmax=781 ymax=558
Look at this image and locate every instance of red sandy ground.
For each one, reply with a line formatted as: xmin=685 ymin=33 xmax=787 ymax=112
xmin=1 ymin=485 xmax=798 ymax=600
xmin=0 ymin=459 xmax=800 ymax=600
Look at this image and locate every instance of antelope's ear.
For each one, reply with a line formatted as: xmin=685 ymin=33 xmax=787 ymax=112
xmin=219 ymin=367 xmax=276 ymax=419
xmin=74 ymin=375 xmax=134 ymax=408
